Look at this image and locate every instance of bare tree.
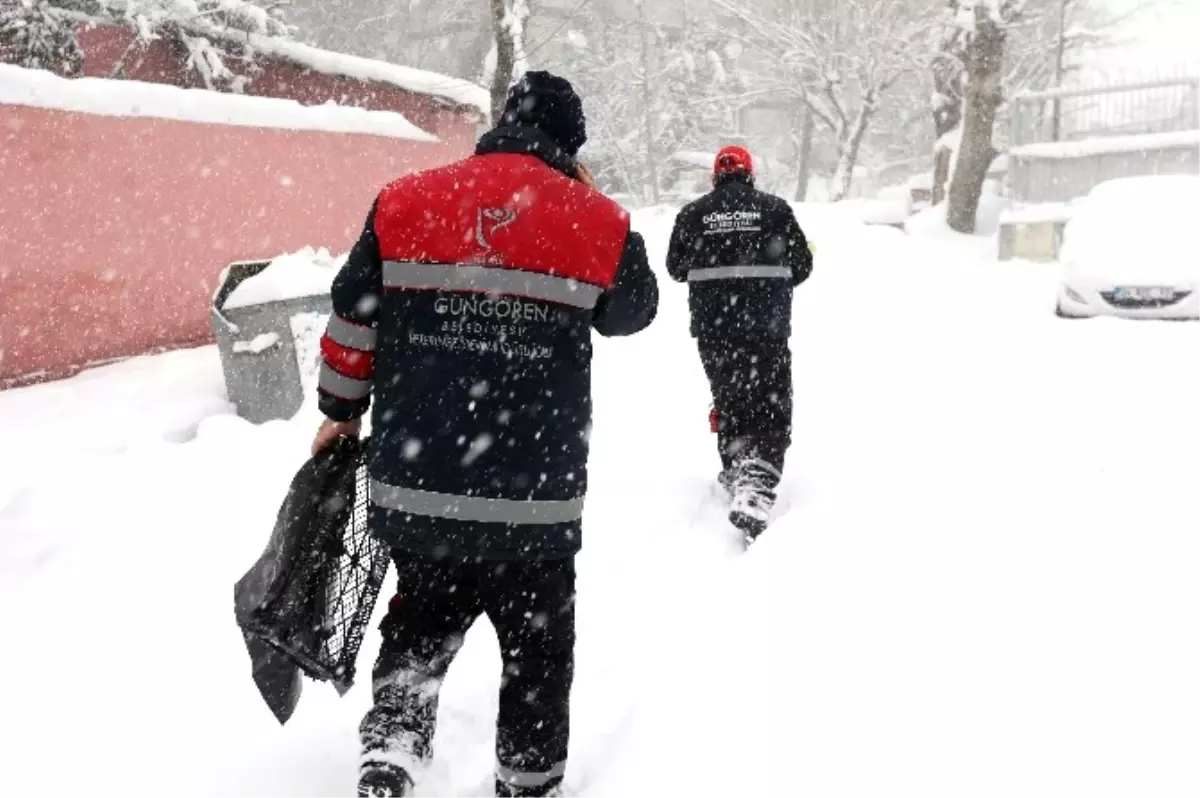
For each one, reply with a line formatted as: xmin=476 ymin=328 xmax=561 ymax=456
xmin=484 ymin=0 xmax=530 ymax=125
xmin=792 ymin=105 xmax=815 ymax=201
xmin=537 ymin=8 xmax=643 ymax=193
xmin=532 ymin=0 xmax=742 ymax=201
xmin=939 ymin=0 xmax=1142 ymax=229
xmin=943 ymin=0 xmax=1016 ymax=233
xmin=713 ymin=0 xmax=941 ymax=200
xmin=285 ymin=0 xmax=489 ymax=81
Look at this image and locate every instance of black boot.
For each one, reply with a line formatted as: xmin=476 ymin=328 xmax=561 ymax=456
xmin=728 ymin=459 xmax=779 ymax=546
xmin=495 ymin=777 xmax=565 ymax=797
xmin=357 ymin=762 xmax=414 ymax=798
xmin=717 ymin=467 xmax=735 ymax=500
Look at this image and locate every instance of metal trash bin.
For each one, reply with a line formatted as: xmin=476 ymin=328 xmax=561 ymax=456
xmin=212 ymin=259 xmax=332 ymax=424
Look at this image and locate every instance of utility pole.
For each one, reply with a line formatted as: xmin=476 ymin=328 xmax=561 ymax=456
xmin=636 ymin=1 xmax=660 ymax=204
xmin=1051 ymin=0 xmax=1068 ymax=141
xmin=795 ymin=104 xmax=814 ymax=201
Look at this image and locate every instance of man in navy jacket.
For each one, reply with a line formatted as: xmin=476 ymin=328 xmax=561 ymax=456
xmin=666 ymin=145 xmax=812 ymax=545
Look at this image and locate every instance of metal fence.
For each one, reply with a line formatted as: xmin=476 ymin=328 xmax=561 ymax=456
xmin=1006 ymin=74 xmax=1200 ymax=204
xmin=1012 ymin=74 xmax=1199 ymax=148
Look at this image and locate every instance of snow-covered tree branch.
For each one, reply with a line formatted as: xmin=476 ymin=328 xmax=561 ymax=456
xmin=937 ymin=0 xmax=1149 ymax=229
xmin=531 ymin=1 xmax=746 ymax=201
xmin=1 ymin=0 xmax=293 ymax=91
xmin=0 ymin=0 xmax=85 ymax=75
xmin=283 ymin=0 xmax=488 ymax=83
xmin=711 ymin=0 xmax=941 ymax=200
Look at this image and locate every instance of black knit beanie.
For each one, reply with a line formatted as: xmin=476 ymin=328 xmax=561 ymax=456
xmin=500 ymin=71 xmax=587 ymax=156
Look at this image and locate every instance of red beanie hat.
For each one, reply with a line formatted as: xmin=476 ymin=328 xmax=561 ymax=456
xmin=714 ymin=145 xmax=754 ymax=176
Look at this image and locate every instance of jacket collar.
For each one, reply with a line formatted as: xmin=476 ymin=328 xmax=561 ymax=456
xmin=714 ymin=172 xmax=755 ymax=190
xmin=475 ymin=125 xmax=579 ymax=179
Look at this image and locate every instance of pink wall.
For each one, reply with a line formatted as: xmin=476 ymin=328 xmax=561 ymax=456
xmin=0 ymin=105 xmax=462 ymax=386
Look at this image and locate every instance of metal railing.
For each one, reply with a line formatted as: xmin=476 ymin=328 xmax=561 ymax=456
xmin=1012 ymin=74 xmax=1200 ymax=148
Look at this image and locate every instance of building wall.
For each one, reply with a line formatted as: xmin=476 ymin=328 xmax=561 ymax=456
xmin=0 ymin=105 xmax=462 ymax=388
xmin=1 ymin=26 xmax=477 ymax=388
xmin=1009 ymin=146 xmax=1199 ymax=204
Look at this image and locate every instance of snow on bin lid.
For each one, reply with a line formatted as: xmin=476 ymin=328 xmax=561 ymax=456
xmin=223 ymin=247 xmax=346 ymax=310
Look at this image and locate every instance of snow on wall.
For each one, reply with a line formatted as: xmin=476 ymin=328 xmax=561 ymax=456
xmin=0 ymin=64 xmax=438 ymax=141
xmin=1009 ymin=129 xmax=1200 ymax=159
xmin=998 ymin=201 xmax=1079 ymax=225
xmin=49 ymin=4 xmax=488 ymax=116
xmin=225 ymin=31 xmax=490 ymax=117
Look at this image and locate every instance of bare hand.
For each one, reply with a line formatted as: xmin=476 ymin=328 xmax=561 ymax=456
xmin=312 ymin=417 xmax=362 ymax=456
xmin=575 ymin=161 xmax=597 ymax=188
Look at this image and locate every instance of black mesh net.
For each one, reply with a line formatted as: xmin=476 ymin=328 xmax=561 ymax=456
xmin=236 ymin=436 xmax=390 ymax=702
xmin=314 ymin=459 xmax=389 ymax=693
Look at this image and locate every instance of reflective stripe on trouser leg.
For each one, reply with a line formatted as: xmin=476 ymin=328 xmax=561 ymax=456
xmin=492 ymin=560 xmax=576 ymax=797
xmin=496 ymin=760 xmax=567 ymax=789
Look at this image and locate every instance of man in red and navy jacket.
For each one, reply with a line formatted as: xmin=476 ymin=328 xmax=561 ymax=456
xmin=310 ymin=72 xmax=657 ymax=798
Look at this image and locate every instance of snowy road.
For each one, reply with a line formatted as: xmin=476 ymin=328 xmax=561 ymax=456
xmin=2 ymin=205 xmax=1197 ymax=797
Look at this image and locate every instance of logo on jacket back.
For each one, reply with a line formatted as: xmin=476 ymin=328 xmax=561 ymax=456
xmin=702 ymin=210 xmax=762 ymax=235
xmin=475 ymin=207 xmax=518 ymax=248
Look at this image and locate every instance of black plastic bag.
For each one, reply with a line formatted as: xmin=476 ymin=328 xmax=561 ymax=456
xmin=234 ymin=435 xmax=390 ymax=724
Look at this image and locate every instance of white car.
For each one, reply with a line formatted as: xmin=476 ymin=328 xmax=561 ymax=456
xmin=1056 ymin=175 xmax=1200 ymax=320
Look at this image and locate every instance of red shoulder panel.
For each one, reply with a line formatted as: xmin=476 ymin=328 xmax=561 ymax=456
xmin=373 ymin=154 xmax=629 ymax=289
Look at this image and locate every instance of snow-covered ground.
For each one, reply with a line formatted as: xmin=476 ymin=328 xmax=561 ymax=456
xmin=1 ymin=205 xmax=1197 ymax=797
